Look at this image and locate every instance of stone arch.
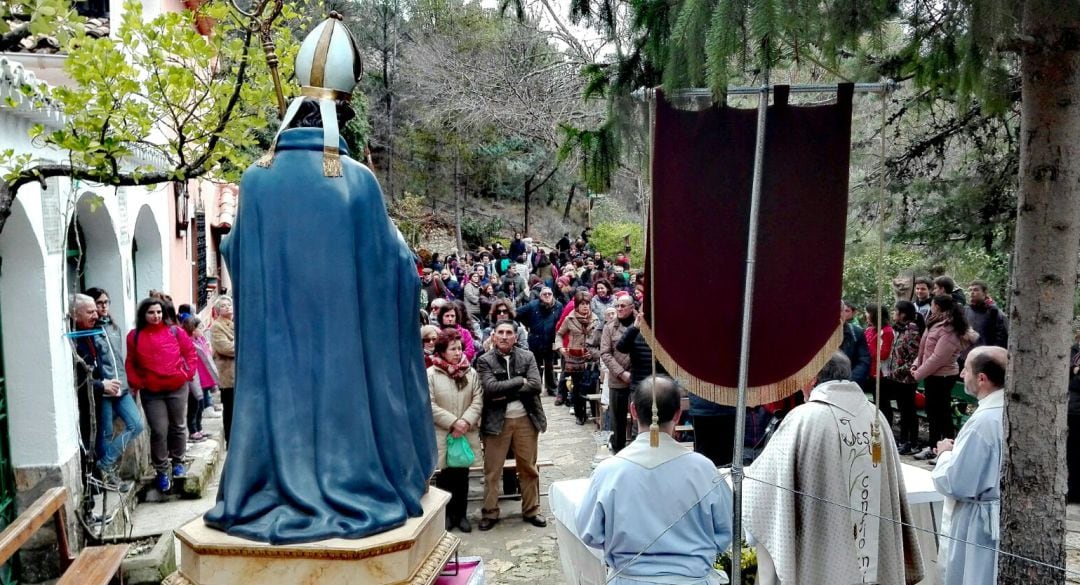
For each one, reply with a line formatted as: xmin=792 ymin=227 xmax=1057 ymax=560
xmin=132 ymin=205 xmax=164 ymax=303
xmin=0 ymin=198 xmax=58 ymax=466
xmin=71 ymin=193 xmax=126 ymax=324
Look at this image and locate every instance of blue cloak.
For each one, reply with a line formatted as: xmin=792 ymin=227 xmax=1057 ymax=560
xmin=203 ymin=128 xmax=437 ymax=544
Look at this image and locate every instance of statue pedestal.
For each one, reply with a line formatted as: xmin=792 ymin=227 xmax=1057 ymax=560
xmin=164 ymin=489 xmax=458 ymax=585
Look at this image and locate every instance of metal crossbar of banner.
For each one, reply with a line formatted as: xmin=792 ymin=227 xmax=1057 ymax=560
xmin=645 ymin=80 xmax=895 ymax=585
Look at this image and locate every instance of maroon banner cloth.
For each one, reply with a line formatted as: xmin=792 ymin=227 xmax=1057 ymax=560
xmin=644 ymin=85 xmax=853 ymax=406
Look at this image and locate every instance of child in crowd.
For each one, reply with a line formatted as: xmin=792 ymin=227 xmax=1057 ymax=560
xmin=182 ymin=315 xmax=220 ymax=442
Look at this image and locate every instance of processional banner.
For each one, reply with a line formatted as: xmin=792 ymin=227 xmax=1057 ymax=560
xmin=642 ymin=84 xmax=854 ymax=406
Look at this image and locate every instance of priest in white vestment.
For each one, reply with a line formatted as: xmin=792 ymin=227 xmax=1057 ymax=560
xmin=745 ymin=351 xmax=924 ymax=585
xmin=932 ymin=345 xmax=1006 ymax=585
xmin=576 ymin=375 xmax=733 ymax=585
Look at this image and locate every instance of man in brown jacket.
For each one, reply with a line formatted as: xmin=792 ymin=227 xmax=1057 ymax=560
xmin=210 ymin=295 xmax=235 ymax=447
xmin=600 ymin=294 xmax=634 ymax=453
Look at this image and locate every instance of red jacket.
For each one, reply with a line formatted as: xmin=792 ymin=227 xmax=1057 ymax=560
xmin=865 ymin=325 xmax=895 ymax=378
xmin=126 ymin=323 xmax=198 ymax=392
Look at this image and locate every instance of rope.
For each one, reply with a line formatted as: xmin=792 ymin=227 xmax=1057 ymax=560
xmin=870 ymin=85 xmax=890 ymax=464
xmin=646 ymin=88 xmax=659 ymax=447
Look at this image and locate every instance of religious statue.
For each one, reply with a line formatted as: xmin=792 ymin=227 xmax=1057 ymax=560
xmin=203 ymin=14 xmax=437 ymax=545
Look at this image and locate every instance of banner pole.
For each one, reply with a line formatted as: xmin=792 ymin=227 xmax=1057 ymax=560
xmin=730 ymin=65 xmax=769 ymax=585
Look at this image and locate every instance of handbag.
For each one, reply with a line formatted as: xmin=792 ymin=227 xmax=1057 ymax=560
xmin=445 ymin=435 xmax=475 ymax=468
xmin=578 ymin=363 xmax=601 ymax=393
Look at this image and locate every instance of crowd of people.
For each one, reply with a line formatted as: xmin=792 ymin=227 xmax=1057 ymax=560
xmin=841 ymin=275 xmax=1008 ymax=464
xmin=67 ymin=223 xmax=1025 ymax=582
xmin=420 ymin=229 xmax=651 ymax=533
xmin=71 ymin=288 xmax=235 ymax=496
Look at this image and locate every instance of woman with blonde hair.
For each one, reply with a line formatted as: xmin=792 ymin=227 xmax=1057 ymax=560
xmin=210 ymin=295 xmax=235 ymax=447
xmin=428 ymin=328 xmax=483 ymax=532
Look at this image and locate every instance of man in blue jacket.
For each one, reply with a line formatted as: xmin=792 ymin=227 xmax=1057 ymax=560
xmin=516 ymin=287 xmax=563 ymax=393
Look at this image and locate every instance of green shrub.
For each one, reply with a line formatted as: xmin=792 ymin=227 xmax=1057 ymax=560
xmin=591 ymin=222 xmax=644 ymax=267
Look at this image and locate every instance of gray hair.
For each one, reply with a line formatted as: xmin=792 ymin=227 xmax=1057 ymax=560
xmin=817 ymin=351 xmax=853 ymax=384
xmin=69 ymin=293 xmax=95 ymax=318
xmin=213 ymin=295 xmax=233 ymax=311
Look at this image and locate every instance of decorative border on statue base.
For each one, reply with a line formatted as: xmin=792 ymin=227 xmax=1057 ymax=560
xmin=409 ymin=532 xmax=459 ymax=585
xmin=163 ymin=533 xmax=458 ymax=585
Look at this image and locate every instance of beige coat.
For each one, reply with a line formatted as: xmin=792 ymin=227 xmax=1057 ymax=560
xmin=428 ymin=365 xmax=483 ymax=470
xmin=210 ymin=317 xmax=235 ymax=388
xmin=600 ymin=319 xmax=632 ymax=389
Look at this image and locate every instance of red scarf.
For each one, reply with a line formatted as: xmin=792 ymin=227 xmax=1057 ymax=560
xmin=431 ymin=354 xmax=471 ymax=381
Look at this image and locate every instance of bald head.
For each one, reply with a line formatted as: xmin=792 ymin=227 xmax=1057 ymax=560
xmin=962 ymin=346 xmax=1007 ymax=398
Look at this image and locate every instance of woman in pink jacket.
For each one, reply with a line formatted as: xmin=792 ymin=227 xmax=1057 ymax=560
xmin=436 ymin=303 xmax=477 ymax=362
xmin=126 ymin=297 xmax=197 ymax=492
xmin=912 ymin=294 xmax=974 ymax=457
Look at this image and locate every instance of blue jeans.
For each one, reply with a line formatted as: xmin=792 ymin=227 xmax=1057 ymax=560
xmin=96 ymin=393 xmax=144 ymax=470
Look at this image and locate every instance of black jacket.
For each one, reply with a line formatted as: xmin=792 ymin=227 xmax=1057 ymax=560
xmin=840 ymin=322 xmax=871 ymax=384
xmin=964 ymin=303 xmax=1008 ymax=349
xmin=516 ymin=299 xmax=563 ymax=351
xmin=616 ymin=325 xmax=668 ymax=390
xmin=476 ymin=346 xmax=547 ymax=435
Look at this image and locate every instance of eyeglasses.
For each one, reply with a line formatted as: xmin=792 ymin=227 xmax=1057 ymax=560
xmin=495 ymin=309 xmax=511 ymax=315
xmin=423 ymin=337 xmax=437 ymax=343
xmin=95 ymin=300 xmax=110 ymax=306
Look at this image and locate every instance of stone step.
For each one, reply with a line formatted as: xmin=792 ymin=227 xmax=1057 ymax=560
xmin=99 ymin=413 xmax=224 ymax=540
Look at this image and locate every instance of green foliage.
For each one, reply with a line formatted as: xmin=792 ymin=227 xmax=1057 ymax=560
xmin=842 ymin=245 xmax=1011 ymax=309
xmin=0 ymin=0 xmax=85 ymax=50
xmin=557 ymin=122 xmax=619 ymax=193
xmin=940 ymin=247 xmax=1010 ymax=302
xmin=342 ymin=92 xmax=371 ymax=152
xmin=7 ymin=0 xmax=304 ymax=185
xmin=591 ymin=222 xmax=644 ymax=267
xmin=842 ymin=247 xmax=923 ymax=309
xmin=461 ymin=215 xmax=504 ymax=249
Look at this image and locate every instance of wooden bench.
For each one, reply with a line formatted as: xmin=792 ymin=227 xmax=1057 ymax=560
xmin=0 ymin=487 xmax=128 ymax=585
xmin=431 ymin=458 xmax=554 ymax=480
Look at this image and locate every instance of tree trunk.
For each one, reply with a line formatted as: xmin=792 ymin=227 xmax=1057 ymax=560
xmin=563 ymin=183 xmax=577 ymax=221
xmin=999 ymin=3 xmax=1080 ymax=584
xmin=454 ymin=150 xmax=465 ymax=256
xmin=524 ymin=177 xmax=532 ymax=235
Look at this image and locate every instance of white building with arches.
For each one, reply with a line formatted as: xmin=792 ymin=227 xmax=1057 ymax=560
xmin=0 ymin=16 xmax=234 ymax=576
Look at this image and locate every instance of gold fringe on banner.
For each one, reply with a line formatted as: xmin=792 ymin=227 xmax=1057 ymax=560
xmin=639 ymin=320 xmax=844 ymax=407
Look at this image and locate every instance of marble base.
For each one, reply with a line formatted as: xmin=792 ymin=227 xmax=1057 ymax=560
xmin=164 ymin=489 xmax=458 ymax=585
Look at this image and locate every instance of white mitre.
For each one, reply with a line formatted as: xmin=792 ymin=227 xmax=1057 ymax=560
xmin=259 ymin=12 xmax=363 ymax=177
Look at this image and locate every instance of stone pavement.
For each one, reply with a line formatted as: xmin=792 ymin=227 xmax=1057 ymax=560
xmin=454 ymin=392 xmax=596 ymax=585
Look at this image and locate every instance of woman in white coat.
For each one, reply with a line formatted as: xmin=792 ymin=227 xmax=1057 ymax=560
xmin=428 ymin=327 xmax=483 ymax=532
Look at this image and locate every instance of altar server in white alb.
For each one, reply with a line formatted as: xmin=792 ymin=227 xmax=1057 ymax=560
xmin=931 ymin=345 xmax=1006 ymax=585
xmin=575 ymin=375 xmax=733 ymax=585
xmin=744 ymin=352 xmax=924 ymax=585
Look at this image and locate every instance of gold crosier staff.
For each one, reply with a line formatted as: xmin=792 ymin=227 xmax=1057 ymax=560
xmin=227 ymin=0 xmax=287 ymax=117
